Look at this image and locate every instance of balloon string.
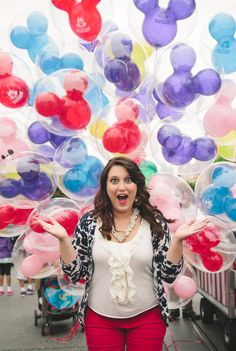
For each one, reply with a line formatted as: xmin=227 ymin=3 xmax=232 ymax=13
xmin=164 ymin=321 xmax=202 ymax=351
xmin=48 ymin=320 xmax=80 ymax=343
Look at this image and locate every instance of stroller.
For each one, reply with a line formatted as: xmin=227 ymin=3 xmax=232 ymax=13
xmin=34 ymin=276 xmax=80 ymax=336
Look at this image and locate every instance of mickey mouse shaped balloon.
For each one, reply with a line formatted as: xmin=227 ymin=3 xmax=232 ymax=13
xmin=133 ymin=0 xmax=196 ymax=47
xmin=209 ymin=13 xmax=236 ymax=74
xmin=157 ymin=43 xmax=222 ymax=109
xmin=10 ymin=11 xmax=56 ymax=63
xmin=51 ymin=0 xmax=102 ymax=42
xmin=35 ymin=70 xmax=92 ymax=132
xmin=0 ymin=52 xmax=30 ymax=110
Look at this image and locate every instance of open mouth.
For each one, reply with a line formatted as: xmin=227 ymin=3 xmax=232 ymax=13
xmin=117 ymin=194 xmax=128 ymax=204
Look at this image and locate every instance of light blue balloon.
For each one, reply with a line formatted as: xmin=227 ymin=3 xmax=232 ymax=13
xmin=211 ymin=165 xmax=236 ymax=188
xmin=201 ymin=185 xmax=232 ymax=215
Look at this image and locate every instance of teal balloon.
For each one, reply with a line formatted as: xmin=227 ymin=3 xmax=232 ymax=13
xmin=139 ymin=160 xmax=158 ymax=180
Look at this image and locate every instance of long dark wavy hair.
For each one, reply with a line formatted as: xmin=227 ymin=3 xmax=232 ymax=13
xmin=92 ymin=156 xmax=175 ymax=240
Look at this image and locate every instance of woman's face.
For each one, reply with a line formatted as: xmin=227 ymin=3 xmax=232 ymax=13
xmin=106 ymin=165 xmax=137 ymax=215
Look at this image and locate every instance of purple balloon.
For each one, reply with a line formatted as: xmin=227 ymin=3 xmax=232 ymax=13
xmin=50 ymin=133 xmax=67 ymax=148
xmin=168 ymin=0 xmax=196 ymax=20
xmin=156 ymin=101 xmax=183 ymax=121
xmin=28 ymin=121 xmax=50 ymax=144
xmin=193 ymin=69 xmax=222 ymax=95
xmin=115 ymin=61 xmax=141 ymax=91
xmin=21 ymin=173 xmax=54 ymax=201
xmin=162 ymin=135 xmax=194 ymax=165
xmin=163 ymin=72 xmax=196 ymax=108
xmin=133 ymin=0 xmax=157 ymax=14
xmin=17 ymin=158 xmax=40 ymax=181
xmin=0 ymin=179 xmax=21 ymax=198
xmin=157 ymin=125 xmax=182 ymax=149
xmin=192 ymin=137 xmax=217 ymax=161
xmin=104 ymin=59 xmax=127 ymax=83
xmin=170 ymin=43 xmax=196 ymax=71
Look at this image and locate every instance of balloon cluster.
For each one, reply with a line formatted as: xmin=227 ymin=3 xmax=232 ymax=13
xmin=133 ymin=0 xmax=196 ymax=47
xmin=0 ymin=117 xmax=29 ymax=162
xmin=157 ymin=124 xmax=217 ymax=165
xmin=209 ymin=13 xmax=236 ymax=74
xmin=35 ymin=70 xmax=92 ymax=131
xmin=54 ymin=137 xmax=104 ymax=201
xmin=158 ymin=43 xmax=222 ymax=109
xmin=51 ymin=0 xmax=102 ymax=42
xmin=199 ymin=164 xmax=236 ymax=222
xmin=0 ymin=52 xmax=29 ymax=109
xmin=0 ymin=155 xmax=55 ymax=201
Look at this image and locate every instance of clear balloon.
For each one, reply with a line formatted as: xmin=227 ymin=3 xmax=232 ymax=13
xmin=184 ymin=220 xmax=236 ymax=272
xmin=154 ymin=42 xmax=222 ymax=120
xmin=53 ymin=136 xmax=104 ymax=202
xmin=195 ymin=161 xmax=236 ymax=228
xmin=58 ymin=270 xmax=86 ymax=297
xmin=34 ymin=69 xmax=102 ymax=136
xmin=147 ymin=172 xmax=197 ymax=234
xmin=0 ymin=151 xmax=56 ymax=203
xmin=164 ymin=264 xmax=198 ymax=309
xmin=94 ymin=97 xmax=148 ymax=161
xmin=94 ymin=31 xmax=148 ymax=96
xmin=150 ymin=120 xmax=217 ymax=180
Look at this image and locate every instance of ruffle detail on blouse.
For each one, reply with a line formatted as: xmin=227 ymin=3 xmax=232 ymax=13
xmin=98 ymin=220 xmax=147 ymax=306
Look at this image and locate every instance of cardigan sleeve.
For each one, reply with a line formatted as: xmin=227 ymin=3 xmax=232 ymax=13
xmin=155 ymin=220 xmax=184 ymax=284
xmin=61 ymin=213 xmax=92 ymax=284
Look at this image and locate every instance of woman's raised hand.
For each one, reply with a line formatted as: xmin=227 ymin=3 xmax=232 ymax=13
xmin=37 ymin=217 xmax=68 ymax=242
xmin=174 ymin=218 xmax=209 ymax=242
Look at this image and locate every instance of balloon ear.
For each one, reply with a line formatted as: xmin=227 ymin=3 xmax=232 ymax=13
xmin=51 ymin=0 xmax=74 ymax=12
xmin=133 ymin=0 xmax=158 ymax=14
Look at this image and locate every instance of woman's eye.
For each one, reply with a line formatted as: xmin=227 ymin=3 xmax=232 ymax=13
xmin=111 ymin=179 xmax=117 ymax=184
xmin=126 ymin=178 xmax=132 ymax=183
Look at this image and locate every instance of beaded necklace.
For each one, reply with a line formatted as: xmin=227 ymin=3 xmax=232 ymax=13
xmin=111 ymin=208 xmax=140 ymax=242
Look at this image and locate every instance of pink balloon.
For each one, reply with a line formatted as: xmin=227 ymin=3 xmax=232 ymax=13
xmin=0 ymin=117 xmax=29 ymax=162
xmin=172 ymin=276 xmax=197 ymax=299
xmin=115 ymin=97 xmax=140 ymax=122
xmin=20 ymin=254 xmax=45 ymax=277
xmin=164 ymin=207 xmax=185 ymax=232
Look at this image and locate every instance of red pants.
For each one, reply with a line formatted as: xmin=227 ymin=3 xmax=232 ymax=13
xmin=84 ymin=306 xmax=166 ymax=351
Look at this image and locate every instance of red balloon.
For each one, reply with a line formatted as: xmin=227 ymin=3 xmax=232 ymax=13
xmin=0 ymin=76 xmax=29 ymax=108
xmin=35 ymin=92 xmax=60 ymax=116
xmin=118 ymin=119 xmax=141 ymax=153
xmin=29 ymin=215 xmax=51 ymax=233
xmin=201 ymin=249 xmax=223 ymax=272
xmin=0 ymin=204 xmax=15 ymax=224
xmin=185 ymin=226 xmax=221 ymax=254
xmin=53 ymin=209 xmax=79 ymax=236
xmin=60 ymin=95 xmax=91 ymax=129
xmin=102 ymin=127 xmax=126 ymax=153
xmin=52 ymin=0 xmax=102 ymax=42
xmin=12 ymin=208 xmax=33 ymax=225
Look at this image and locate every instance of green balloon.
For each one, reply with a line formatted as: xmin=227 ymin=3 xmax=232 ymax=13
xmin=139 ymin=160 xmax=158 ymax=180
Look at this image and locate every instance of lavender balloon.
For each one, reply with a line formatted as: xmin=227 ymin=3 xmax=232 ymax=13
xmin=162 ymin=135 xmax=195 ymax=165
xmin=192 ymin=137 xmax=217 ymax=161
xmin=157 ymin=125 xmax=182 ymax=149
xmin=133 ymin=0 xmax=196 ymax=47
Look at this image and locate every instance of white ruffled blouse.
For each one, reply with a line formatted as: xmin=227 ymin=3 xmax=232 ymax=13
xmin=87 ymin=219 xmax=158 ymax=318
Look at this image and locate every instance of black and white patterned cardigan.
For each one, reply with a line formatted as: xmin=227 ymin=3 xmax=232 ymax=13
xmin=62 ymin=211 xmax=183 ymax=328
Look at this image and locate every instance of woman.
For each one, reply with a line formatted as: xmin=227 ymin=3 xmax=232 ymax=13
xmin=38 ymin=156 xmax=209 ymax=351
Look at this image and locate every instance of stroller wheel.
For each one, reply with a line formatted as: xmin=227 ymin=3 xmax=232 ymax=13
xmin=41 ymin=317 xmax=53 ymax=336
xmin=34 ymin=310 xmax=41 ymax=326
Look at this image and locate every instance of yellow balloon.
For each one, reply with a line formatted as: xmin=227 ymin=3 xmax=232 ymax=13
xmin=90 ymin=120 xmax=109 ymax=139
xmin=131 ymin=42 xmax=149 ymax=79
xmin=218 ymin=144 xmax=236 ymax=161
xmin=216 ymin=130 xmax=236 ymax=146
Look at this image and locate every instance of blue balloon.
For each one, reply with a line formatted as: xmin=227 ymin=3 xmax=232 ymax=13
xmin=201 ymin=185 xmax=232 ymax=215
xmin=63 ymin=168 xmax=87 ymax=193
xmin=61 ymin=138 xmax=87 ymax=167
xmin=211 ymin=165 xmax=236 ymax=188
